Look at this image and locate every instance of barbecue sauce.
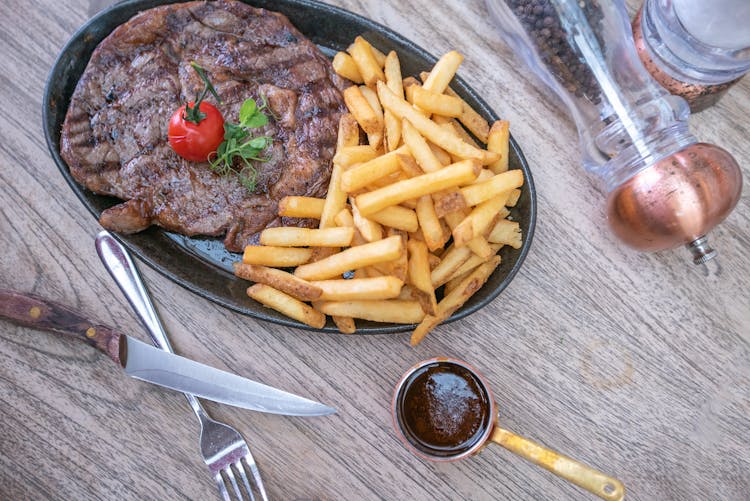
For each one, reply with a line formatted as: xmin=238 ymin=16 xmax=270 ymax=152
xmin=398 ymin=362 xmax=491 ymax=456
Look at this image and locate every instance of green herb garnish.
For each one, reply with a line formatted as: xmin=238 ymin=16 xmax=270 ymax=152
xmin=184 ymin=61 xmax=222 ymax=124
xmin=209 ymin=97 xmax=273 ymax=191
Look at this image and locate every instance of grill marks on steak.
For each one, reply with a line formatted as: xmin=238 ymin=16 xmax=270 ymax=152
xmin=60 ymin=0 xmax=347 ymax=252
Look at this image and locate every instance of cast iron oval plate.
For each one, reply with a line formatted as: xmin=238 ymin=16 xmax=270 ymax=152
xmin=43 ymin=0 xmax=536 ymax=333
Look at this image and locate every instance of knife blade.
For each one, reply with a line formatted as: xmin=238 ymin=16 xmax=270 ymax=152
xmin=0 ymin=290 xmax=335 ymax=417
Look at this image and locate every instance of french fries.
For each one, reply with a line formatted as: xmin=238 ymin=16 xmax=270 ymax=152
xmin=247 ymin=284 xmax=326 ymax=329
xmin=278 ymin=196 xmax=325 ymax=219
xmin=240 ymin=39 xmax=525 ymax=344
xmin=235 ymin=264 xmax=322 ymax=301
xmin=260 ymin=227 xmax=354 ymax=247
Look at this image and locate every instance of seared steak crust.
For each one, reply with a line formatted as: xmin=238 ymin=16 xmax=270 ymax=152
xmin=61 ymin=0 xmax=347 ymax=251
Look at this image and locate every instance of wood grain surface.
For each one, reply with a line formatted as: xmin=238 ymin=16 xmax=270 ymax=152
xmin=1 ymin=0 xmax=748 ymax=499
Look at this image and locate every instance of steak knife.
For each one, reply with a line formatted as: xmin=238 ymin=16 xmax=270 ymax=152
xmin=0 ymin=290 xmax=335 ymax=417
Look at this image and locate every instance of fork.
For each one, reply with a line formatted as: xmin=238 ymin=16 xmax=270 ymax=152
xmin=96 ymin=231 xmax=269 ymax=501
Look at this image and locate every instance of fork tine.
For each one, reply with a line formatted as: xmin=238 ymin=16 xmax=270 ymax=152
xmin=215 ymin=473 xmax=232 ymax=501
xmin=224 ymin=466 xmax=244 ymax=500
xmin=234 ymin=461 xmax=256 ymax=501
xmin=242 ymin=455 xmax=269 ymax=501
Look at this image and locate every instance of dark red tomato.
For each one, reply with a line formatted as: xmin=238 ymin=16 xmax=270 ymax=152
xmin=168 ymin=101 xmax=224 ymax=162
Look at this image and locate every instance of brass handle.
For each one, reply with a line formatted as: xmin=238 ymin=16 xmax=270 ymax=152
xmin=491 ymin=427 xmax=625 ymax=501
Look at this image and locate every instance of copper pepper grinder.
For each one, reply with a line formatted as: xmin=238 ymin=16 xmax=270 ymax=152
xmin=486 ymin=0 xmax=742 ymax=263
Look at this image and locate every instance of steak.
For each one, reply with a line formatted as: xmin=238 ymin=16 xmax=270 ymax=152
xmin=60 ymin=0 xmax=348 ymax=252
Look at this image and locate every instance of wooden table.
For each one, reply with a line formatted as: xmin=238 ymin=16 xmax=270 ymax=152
xmin=1 ymin=0 xmax=748 ymax=499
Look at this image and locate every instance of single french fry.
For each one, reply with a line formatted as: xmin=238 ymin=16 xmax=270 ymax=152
xmin=332 ymin=315 xmax=356 ymax=334
xmin=488 ymin=219 xmax=523 ymax=249
xmin=421 ymin=72 xmax=491 ymax=143
xmin=487 ymin=120 xmax=510 ymax=173
xmin=355 ymin=159 xmax=480 ymax=216
xmin=411 ymin=256 xmax=500 ymax=345
xmin=384 ymin=111 xmax=401 ymax=152
xmin=242 ymin=246 xmax=312 ymax=267
xmin=407 ymin=239 xmax=438 ymax=316
xmin=416 ymin=195 xmax=449 ymax=251
xmin=432 ymin=189 xmax=468 ymax=218
xmin=247 ymin=284 xmax=326 ymax=329
xmin=340 ymin=146 xmax=407 ymax=192
xmin=505 ymin=188 xmax=521 ymax=207
xmin=310 ymin=276 xmax=403 ymax=301
xmin=343 ymin=86 xmax=382 ymax=135
xmin=337 ymin=113 xmax=361 ymax=150
xmin=260 ymin=227 xmax=354 ymax=247
xmin=402 ymin=120 xmax=443 ymax=173
xmin=411 ymin=86 xmax=463 ymax=117
xmin=430 ymin=244 xmax=473 ymax=287
xmin=397 ymin=153 xmax=423 ymax=178
xmin=422 ymin=50 xmax=464 ymax=94
xmin=348 ymin=38 xmax=387 ymax=68
xmin=318 ymin=300 xmax=425 ymax=324
xmin=278 ymin=196 xmax=326 ymax=219
xmin=294 ymin=235 xmax=403 ymax=280
xmin=351 ymin=199 xmax=383 ymax=242
xmin=333 ymin=145 xmax=379 ymax=168
xmin=369 ymin=205 xmax=419 ymax=232
xmin=452 ymin=195 xmax=506 ymax=247
xmin=320 ymin=164 xmax=348 ymax=229
xmin=333 ymin=51 xmax=364 ymax=83
xmin=348 ymin=36 xmax=386 ymax=86
xmin=234 ymin=263 xmax=322 ymax=301
xmin=384 ymin=51 xmax=404 ymax=151
xmin=360 ymin=85 xmax=385 ymax=149
xmin=460 ymin=170 xmax=524 ymax=206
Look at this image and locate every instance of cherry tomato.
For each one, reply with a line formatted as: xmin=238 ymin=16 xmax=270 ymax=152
xmin=168 ymin=101 xmax=224 ymax=162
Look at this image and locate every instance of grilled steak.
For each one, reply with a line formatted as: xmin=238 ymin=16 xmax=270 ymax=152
xmin=61 ymin=0 xmax=348 ymax=252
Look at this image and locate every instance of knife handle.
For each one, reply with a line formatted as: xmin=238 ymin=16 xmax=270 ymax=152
xmin=0 ymin=290 xmax=123 ymax=366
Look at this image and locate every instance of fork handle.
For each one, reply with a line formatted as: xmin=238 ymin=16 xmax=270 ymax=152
xmin=0 ymin=290 xmax=123 ymax=365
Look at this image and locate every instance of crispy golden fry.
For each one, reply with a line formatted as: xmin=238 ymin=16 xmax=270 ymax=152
xmin=310 ymin=276 xmax=403 ymax=301
xmin=488 ymin=219 xmax=523 ymax=249
xmin=348 ymin=38 xmax=387 ymax=68
xmin=420 ymin=72 xmax=491 ymax=143
xmin=340 ymin=146 xmax=407 ymax=192
xmin=359 ymin=85 xmax=385 ymax=149
xmin=294 ymin=235 xmax=402 ymax=280
xmin=377 ymin=82 xmax=498 ymax=165
xmin=421 ymin=50 xmax=464 ymax=94
xmin=446 ymin=244 xmax=502 ymax=283
xmin=247 ymin=284 xmax=326 ymax=329
xmin=505 ymin=188 xmax=521 ymax=207
xmin=351 ymin=199 xmax=383 ymax=242
xmin=487 ymin=120 xmax=510 ymax=173
xmin=369 ymin=205 xmax=419 ymax=232
xmin=332 ymin=315 xmax=356 ymax=334
xmin=343 ymin=86 xmax=382 ymax=135
xmin=411 ymin=256 xmax=500 ymax=345
xmin=234 ymin=263 xmax=322 ymax=301
xmin=260 ymin=227 xmax=354 ymax=247
xmin=430 ymin=243 xmax=473 ymax=287
xmin=337 ymin=113 xmax=361 ymax=150
xmin=404 ymin=78 xmax=421 ymax=105
xmin=452 ymin=195 xmax=506 ymax=247
xmin=401 ymin=120 xmax=443 ymax=173
xmin=411 ymin=86 xmax=463 ymax=117
xmin=355 ymin=159 xmax=480 ymax=216
xmin=333 ymin=51 xmax=364 ymax=83
xmin=416 ymin=195 xmax=449 ymax=251
xmin=432 ymin=189 xmax=468 ymax=218
xmin=320 ymin=163 xmax=348 ymax=229
xmin=348 ymin=36 xmax=385 ymax=86
xmin=407 ymin=239 xmax=438 ymax=316
xmin=333 ymin=145 xmax=379 ymax=167
xmin=397 ymin=153 xmax=423 ymax=178
xmin=443 ymin=209 xmax=494 ymax=259
xmin=278 ymin=196 xmax=326 ymax=219
xmin=460 ymin=169 xmax=524 ymax=206
xmin=384 ymin=111 xmax=401 ymax=152
xmin=242 ymin=246 xmax=312 ymax=267
xmin=384 ymin=51 xmax=404 ymax=151
xmin=318 ymin=300 xmax=425 ymax=324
